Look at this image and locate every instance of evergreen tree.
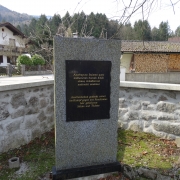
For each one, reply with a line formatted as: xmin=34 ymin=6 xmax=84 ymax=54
xmin=151 ymin=27 xmax=159 ymax=41
xmin=62 ymin=12 xmax=72 ymax=29
xmin=71 ymin=11 xmax=86 ymax=36
xmin=86 ymin=12 xmax=108 ymax=38
xmin=175 ymin=26 xmax=180 ymax=37
xmin=107 ymin=20 xmax=119 ymax=39
xmin=120 ymin=23 xmax=134 ymax=40
xmin=16 ymin=25 xmax=21 ymax=32
xmin=28 ymin=18 xmax=37 ymax=35
xmin=134 ymin=20 xmax=151 ymax=40
xmin=21 ymin=24 xmax=29 ymax=36
xmin=158 ymin=21 xmax=170 ymax=41
xmin=50 ymin=14 xmax=61 ymax=35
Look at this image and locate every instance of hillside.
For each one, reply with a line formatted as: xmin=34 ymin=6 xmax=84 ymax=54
xmin=0 ymin=4 xmax=33 ymax=25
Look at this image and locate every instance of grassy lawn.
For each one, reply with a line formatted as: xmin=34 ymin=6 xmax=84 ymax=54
xmin=117 ymin=129 xmax=179 ymax=171
xmin=0 ymin=130 xmax=55 ymax=180
xmin=0 ymin=128 xmax=179 ymax=179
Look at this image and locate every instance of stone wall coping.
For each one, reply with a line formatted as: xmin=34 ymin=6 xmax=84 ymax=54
xmin=1 ymin=77 xmax=180 ymax=92
xmin=120 ymin=81 xmax=180 ymax=91
xmin=0 ymin=76 xmax=54 ymax=92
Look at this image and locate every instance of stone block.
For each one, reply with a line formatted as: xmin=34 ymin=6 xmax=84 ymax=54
xmin=37 ymin=111 xmax=46 ymax=122
xmin=31 ymin=128 xmax=42 ymax=139
xmin=156 ymin=101 xmax=176 ymax=113
xmin=3 ymin=132 xmax=26 ymax=151
xmin=46 ymin=105 xmax=54 ymax=114
xmin=119 ymin=98 xmax=125 ymax=104
xmin=11 ymin=92 xmax=26 ymax=109
xmin=40 ymin=98 xmax=47 ymax=108
xmin=33 ymin=88 xmax=39 ymax=92
xmin=137 ymin=167 xmax=157 ymax=180
xmin=147 ymin=92 xmax=157 ymax=99
xmin=0 ymin=138 xmax=4 ymax=152
xmin=153 ymin=121 xmax=180 ymax=136
xmin=141 ymin=101 xmax=150 ymax=106
xmin=118 ymin=112 xmax=129 ymax=122
xmin=147 ymin=104 xmax=156 ymax=110
xmin=0 ymin=127 xmax=3 ymax=136
xmin=3 ymin=119 xmax=22 ymax=133
xmin=50 ymin=92 xmax=54 ymax=104
xmin=128 ymin=120 xmax=143 ymax=132
xmin=11 ymin=106 xmax=25 ymax=119
xmin=158 ymin=95 xmax=168 ymax=101
xmin=0 ymin=106 xmax=9 ymax=121
xmin=25 ymin=107 xmax=38 ymax=115
xmin=144 ymin=121 xmax=152 ymax=128
xmin=46 ymin=115 xmax=54 ymax=124
xmin=123 ymin=164 xmax=138 ymax=179
xmin=23 ymin=117 xmax=37 ymax=130
xmin=130 ymin=102 xmax=141 ymax=110
xmin=128 ymin=110 xmax=139 ymax=120
xmin=40 ymin=122 xmax=48 ymax=133
xmin=28 ymin=96 xmax=39 ymax=107
xmin=157 ymin=112 xmax=175 ymax=120
xmin=175 ymin=110 xmax=180 ymax=119
xmin=20 ymin=129 xmax=32 ymax=143
xmin=164 ymin=91 xmax=176 ymax=99
xmin=118 ymin=108 xmax=128 ymax=117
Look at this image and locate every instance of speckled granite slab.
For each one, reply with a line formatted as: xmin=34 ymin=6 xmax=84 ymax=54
xmin=54 ymin=37 xmax=121 ymax=170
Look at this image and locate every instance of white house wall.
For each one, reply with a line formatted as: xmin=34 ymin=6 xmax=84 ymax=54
xmin=121 ymin=53 xmax=133 ymax=73
xmin=0 ymin=27 xmax=25 ymax=47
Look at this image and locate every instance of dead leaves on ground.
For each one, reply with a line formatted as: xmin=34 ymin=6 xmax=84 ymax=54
xmin=156 ymin=139 xmax=179 ymax=157
xmin=99 ymin=173 xmax=129 ymax=180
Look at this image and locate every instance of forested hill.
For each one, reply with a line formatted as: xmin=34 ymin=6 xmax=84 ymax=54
xmin=0 ymin=4 xmax=179 ymax=41
xmin=0 ymin=5 xmax=33 ymax=25
xmin=19 ymin=12 xmax=176 ymax=41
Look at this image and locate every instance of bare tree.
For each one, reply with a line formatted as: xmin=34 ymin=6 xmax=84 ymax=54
xmin=109 ymin=0 xmax=180 ymax=38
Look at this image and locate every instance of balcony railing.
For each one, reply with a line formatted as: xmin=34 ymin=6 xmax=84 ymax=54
xmin=0 ymin=45 xmax=27 ymax=56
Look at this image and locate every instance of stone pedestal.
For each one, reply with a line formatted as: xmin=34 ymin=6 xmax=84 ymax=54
xmin=53 ymin=37 xmax=121 ymax=179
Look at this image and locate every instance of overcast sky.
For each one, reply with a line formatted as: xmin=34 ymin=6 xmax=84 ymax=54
xmin=1 ymin=0 xmax=180 ymax=31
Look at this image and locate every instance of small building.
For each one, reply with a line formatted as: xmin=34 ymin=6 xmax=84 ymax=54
xmin=0 ymin=22 xmax=27 ymax=66
xmin=121 ymin=40 xmax=180 ymax=73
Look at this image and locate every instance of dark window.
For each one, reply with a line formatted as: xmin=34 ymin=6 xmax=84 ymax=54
xmin=0 ymin=56 xmax=3 ymax=63
xmin=7 ymin=57 xmax=10 ymax=63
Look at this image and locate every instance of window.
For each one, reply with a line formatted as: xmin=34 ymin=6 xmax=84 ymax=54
xmin=0 ymin=56 xmax=3 ymax=63
xmin=9 ymin=38 xmax=16 ymax=47
xmin=7 ymin=57 xmax=10 ymax=63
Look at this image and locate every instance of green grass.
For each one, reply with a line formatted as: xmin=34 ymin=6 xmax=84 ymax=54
xmin=0 ymin=130 xmax=55 ymax=180
xmin=117 ymin=128 xmax=179 ymax=170
xmin=0 ymin=128 xmax=179 ymax=179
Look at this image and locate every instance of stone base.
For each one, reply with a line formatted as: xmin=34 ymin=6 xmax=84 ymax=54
xmin=52 ymin=162 xmax=122 ymax=180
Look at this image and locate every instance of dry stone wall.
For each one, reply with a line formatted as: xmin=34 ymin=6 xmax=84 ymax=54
xmin=0 ymin=84 xmax=54 ymax=153
xmin=119 ymin=86 xmax=180 ymax=139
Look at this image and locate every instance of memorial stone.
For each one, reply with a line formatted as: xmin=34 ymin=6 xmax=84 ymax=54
xmin=53 ymin=37 xmax=121 ymax=179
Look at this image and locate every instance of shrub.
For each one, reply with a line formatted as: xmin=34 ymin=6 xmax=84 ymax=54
xmin=31 ymin=54 xmax=45 ymax=65
xmin=17 ymin=54 xmax=33 ymax=65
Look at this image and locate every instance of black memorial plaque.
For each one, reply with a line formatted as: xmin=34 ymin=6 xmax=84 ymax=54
xmin=66 ymin=60 xmax=111 ymax=121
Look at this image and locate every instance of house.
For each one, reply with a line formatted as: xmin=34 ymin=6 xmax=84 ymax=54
xmin=121 ymin=40 xmax=180 ymax=73
xmin=0 ymin=22 xmax=27 ymax=66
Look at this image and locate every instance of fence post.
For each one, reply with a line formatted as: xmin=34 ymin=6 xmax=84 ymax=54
xmin=38 ymin=65 xmax=41 ymax=72
xmin=7 ymin=64 xmax=12 ymax=77
xmin=21 ymin=65 xmax=25 ymax=76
